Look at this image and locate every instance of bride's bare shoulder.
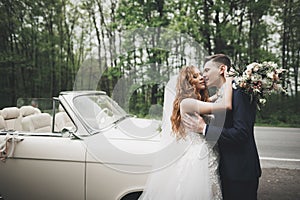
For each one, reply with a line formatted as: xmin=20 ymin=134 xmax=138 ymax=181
xmin=180 ymin=98 xmax=202 ymax=113
xmin=180 ymin=98 xmax=197 ymax=106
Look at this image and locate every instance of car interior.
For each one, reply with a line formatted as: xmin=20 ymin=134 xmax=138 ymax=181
xmin=0 ymin=105 xmax=74 ymax=133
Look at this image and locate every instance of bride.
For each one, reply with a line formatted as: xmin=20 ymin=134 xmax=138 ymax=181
xmin=139 ymin=65 xmax=232 ymax=200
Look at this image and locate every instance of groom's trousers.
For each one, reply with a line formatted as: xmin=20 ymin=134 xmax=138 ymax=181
xmin=222 ymin=178 xmax=259 ymax=200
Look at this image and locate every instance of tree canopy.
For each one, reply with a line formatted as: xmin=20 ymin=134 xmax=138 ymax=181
xmin=0 ymin=0 xmax=299 ymax=126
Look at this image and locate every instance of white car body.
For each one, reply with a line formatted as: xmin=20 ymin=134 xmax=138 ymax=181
xmin=0 ymin=91 xmax=162 ymax=200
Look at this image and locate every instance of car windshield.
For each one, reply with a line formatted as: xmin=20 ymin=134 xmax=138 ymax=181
xmin=73 ymin=94 xmax=128 ymax=131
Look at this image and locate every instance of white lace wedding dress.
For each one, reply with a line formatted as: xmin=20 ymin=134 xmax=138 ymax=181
xmin=138 ymin=76 xmax=222 ymax=200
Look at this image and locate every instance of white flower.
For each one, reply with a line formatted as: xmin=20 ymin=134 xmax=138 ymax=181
xmin=251 ymin=74 xmax=262 ymax=82
xmin=253 ymin=88 xmax=261 ymax=93
xmin=261 ymin=79 xmax=273 ymax=89
xmin=232 ymin=82 xmax=237 ymax=89
xmin=253 ymin=63 xmax=261 ymax=72
xmin=259 ymin=98 xmax=266 ymax=105
xmin=276 ymin=68 xmax=286 ymax=74
xmin=268 ymin=61 xmax=278 ymax=68
xmin=246 ymin=63 xmax=255 ymax=71
xmin=267 ymin=71 xmax=274 ymax=79
xmin=246 ymin=69 xmax=252 ymax=77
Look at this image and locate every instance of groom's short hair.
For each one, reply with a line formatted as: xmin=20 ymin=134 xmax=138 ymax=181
xmin=204 ymin=54 xmax=232 ymax=69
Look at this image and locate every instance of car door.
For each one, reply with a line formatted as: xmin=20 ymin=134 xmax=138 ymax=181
xmin=84 ymin=126 xmax=161 ymax=200
xmin=0 ymin=133 xmax=86 ymax=200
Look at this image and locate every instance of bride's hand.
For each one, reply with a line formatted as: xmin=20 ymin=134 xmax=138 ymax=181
xmin=224 ymin=66 xmax=234 ymax=83
xmin=208 ymin=94 xmax=218 ymax=102
xmin=222 ymin=65 xmax=233 ymax=110
xmin=225 ymin=66 xmax=236 ymax=82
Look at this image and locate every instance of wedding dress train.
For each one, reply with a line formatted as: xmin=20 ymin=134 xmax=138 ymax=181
xmin=139 ymin=132 xmax=222 ymax=200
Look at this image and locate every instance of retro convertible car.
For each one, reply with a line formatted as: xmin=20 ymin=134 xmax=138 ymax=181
xmin=0 ymin=91 xmax=162 ymax=200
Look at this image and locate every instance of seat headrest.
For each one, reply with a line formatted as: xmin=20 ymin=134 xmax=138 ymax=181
xmin=20 ymin=106 xmax=41 ymax=117
xmin=1 ymin=107 xmax=20 ymax=120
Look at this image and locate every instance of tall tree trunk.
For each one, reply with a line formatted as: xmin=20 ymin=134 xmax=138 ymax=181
xmin=203 ymin=0 xmax=212 ymax=54
xmin=236 ymin=10 xmax=244 ymax=63
xmin=282 ymin=0 xmax=289 ymax=89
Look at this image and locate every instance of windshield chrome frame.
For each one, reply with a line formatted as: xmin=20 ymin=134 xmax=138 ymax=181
xmin=71 ymin=93 xmax=129 ymax=134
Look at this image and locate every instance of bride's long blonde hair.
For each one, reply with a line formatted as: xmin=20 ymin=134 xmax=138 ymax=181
xmin=171 ymin=66 xmax=209 ymax=139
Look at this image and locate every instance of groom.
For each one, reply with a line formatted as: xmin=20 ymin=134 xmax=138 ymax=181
xmin=183 ymin=54 xmax=261 ymax=200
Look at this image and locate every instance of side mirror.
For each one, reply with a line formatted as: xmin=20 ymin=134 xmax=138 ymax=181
xmin=61 ymin=128 xmax=82 ymax=140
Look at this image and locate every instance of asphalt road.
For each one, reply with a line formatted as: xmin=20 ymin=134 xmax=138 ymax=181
xmin=254 ymin=126 xmax=300 ymax=169
xmin=254 ymin=126 xmax=300 ymax=200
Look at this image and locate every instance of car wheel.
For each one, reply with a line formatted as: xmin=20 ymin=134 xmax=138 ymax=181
xmin=120 ymin=191 xmax=142 ymax=200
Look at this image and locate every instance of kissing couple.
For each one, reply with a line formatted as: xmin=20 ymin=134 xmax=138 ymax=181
xmin=139 ymin=54 xmax=262 ymax=200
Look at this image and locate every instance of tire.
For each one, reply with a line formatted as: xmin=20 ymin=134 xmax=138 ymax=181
xmin=120 ymin=191 xmax=142 ymax=200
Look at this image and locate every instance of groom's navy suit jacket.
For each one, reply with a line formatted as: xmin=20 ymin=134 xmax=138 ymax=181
xmin=206 ymin=88 xmax=261 ymax=181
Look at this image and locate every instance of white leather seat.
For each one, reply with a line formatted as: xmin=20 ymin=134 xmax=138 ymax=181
xmin=1 ymin=107 xmax=22 ymax=131
xmin=20 ymin=106 xmax=41 ymax=117
xmin=0 ymin=115 xmax=6 ymax=130
xmin=55 ymin=112 xmax=75 ymax=132
xmin=22 ymin=113 xmax=52 ymax=133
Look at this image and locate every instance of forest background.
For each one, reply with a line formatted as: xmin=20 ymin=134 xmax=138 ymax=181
xmin=0 ymin=0 xmax=299 ymax=127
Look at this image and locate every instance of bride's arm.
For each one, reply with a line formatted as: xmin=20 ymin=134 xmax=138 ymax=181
xmin=180 ymin=77 xmax=233 ymax=115
xmin=208 ymin=94 xmax=218 ymax=102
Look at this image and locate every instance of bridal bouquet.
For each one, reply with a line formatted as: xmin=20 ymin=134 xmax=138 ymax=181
xmin=232 ymin=61 xmax=287 ymax=110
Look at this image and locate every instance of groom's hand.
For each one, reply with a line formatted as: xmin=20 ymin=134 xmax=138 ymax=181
xmin=182 ymin=112 xmax=206 ymax=134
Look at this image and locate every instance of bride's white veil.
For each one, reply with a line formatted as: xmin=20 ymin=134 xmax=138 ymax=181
xmin=154 ymin=68 xmax=214 ymax=168
xmin=148 ymin=75 xmax=193 ymax=172
xmin=160 ymin=75 xmax=178 ymax=146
